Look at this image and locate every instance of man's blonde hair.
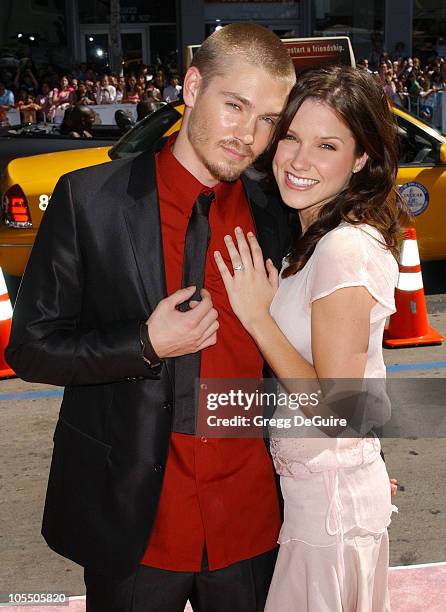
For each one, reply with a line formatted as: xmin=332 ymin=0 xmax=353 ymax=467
xmin=191 ymin=22 xmax=295 ymax=89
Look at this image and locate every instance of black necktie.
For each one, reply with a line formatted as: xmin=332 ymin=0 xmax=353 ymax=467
xmin=173 ymin=191 xmax=215 ymax=434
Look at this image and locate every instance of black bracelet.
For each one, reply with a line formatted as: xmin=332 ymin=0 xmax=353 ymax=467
xmin=139 ymin=322 xmax=162 ymax=368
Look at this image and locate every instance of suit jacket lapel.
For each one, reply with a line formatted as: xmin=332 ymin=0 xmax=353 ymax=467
xmin=123 ymin=148 xmax=176 ymax=384
xmin=123 ymin=148 xmax=167 ymax=313
xmin=241 ymin=174 xmax=283 ymax=269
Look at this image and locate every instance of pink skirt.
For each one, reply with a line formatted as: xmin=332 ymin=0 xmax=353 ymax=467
xmin=265 ymin=526 xmax=390 ymax=611
xmin=265 ymin=457 xmax=396 ymax=611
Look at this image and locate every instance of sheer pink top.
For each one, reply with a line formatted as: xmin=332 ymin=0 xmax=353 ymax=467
xmin=269 ymin=222 xmax=399 ymax=539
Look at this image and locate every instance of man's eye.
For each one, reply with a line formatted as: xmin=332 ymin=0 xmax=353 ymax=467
xmin=321 ymin=143 xmax=336 ymax=150
xmin=226 ymin=102 xmax=241 ymax=111
xmin=262 ymin=116 xmax=276 ymax=126
xmin=284 ymin=133 xmax=296 ymax=141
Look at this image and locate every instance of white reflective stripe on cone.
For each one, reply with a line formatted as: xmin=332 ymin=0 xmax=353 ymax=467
xmin=400 ymin=239 xmax=420 ymax=267
xmin=0 ymin=299 xmax=12 ymax=321
xmin=397 ymin=271 xmax=424 ymax=291
xmin=0 ymin=273 xmax=7 ymax=296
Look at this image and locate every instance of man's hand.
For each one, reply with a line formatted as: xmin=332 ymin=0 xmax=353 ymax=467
xmin=146 ymin=287 xmax=219 ymax=358
xmin=390 ymin=478 xmax=398 ymax=497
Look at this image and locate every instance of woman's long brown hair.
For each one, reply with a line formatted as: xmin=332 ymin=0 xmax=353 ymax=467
xmin=258 ymin=65 xmax=411 ymax=277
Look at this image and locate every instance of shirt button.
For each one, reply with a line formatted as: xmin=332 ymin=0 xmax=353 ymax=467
xmin=153 ymin=464 xmax=164 ymax=472
xmin=200 ymin=436 xmax=208 ymax=443
xmin=163 ymin=402 xmax=172 ymax=412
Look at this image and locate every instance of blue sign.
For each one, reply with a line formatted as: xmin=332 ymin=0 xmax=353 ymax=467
xmin=399 ymin=182 xmax=429 ymax=216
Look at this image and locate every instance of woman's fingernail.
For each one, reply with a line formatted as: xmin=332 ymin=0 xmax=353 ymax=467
xmin=247 ymin=232 xmax=254 ymax=238
xmin=224 ymin=235 xmax=231 ymax=242
xmin=235 ymin=226 xmax=242 ymax=234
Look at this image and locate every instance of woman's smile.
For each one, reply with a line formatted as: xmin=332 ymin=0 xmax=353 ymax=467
xmin=285 ymin=172 xmax=320 ymax=190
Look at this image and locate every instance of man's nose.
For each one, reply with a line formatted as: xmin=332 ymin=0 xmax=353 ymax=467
xmin=235 ymin=115 xmax=256 ymax=146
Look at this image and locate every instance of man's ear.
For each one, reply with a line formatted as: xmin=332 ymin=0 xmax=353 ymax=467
xmin=353 ymin=151 xmax=369 ymax=174
xmin=182 ymin=66 xmax=202 ymax=108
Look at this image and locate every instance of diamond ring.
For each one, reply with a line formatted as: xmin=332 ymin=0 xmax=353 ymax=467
xmin=233 ymin=263 xmax=245 ymax=271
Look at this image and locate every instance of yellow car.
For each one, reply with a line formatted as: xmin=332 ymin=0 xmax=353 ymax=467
xmin=1 ymin=103 xmax=445 ymax=287
xmin=393 ymin=106 xmax=446 ymax=259
xmin=0 ymin=103 xmax=183 ymax=280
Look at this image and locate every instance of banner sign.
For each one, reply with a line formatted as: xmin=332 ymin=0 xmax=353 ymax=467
xmin=280 ymin=37 xmax=355 ymax=73
xmin=186 ymin=36 xmax=355 ymax=71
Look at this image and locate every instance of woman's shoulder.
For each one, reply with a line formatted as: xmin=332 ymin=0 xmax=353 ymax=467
xmin=315 ymin=222 xmax=393 ymax=258
xmin=313 ymin=222 xmax=366 ymax=258
xmin=312 ymin=222 xmax=399 ymax=281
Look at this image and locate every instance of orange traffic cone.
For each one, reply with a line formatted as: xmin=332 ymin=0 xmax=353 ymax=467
xmin=384 ymin=227 xmax=444 ymax=348
xmin=0 ymin=268 xmax=15 ymax=377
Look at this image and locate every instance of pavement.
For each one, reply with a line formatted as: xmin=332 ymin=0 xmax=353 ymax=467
xmin=0 ymin=270 xmax=445 ymax=610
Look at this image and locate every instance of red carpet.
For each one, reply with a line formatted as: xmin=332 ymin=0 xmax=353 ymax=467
xmin=1 ymin=563 xmax=445 ymax=611
xmin=388 ymin=562 xmax=446 ymax=612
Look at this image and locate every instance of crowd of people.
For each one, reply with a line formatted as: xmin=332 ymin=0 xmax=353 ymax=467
xmin=0 ymin=59 xmax=183 ymax=125
xmin=2 ymin=41 xmax=446 ymax=128
xmin=359 ymin=41 xmax=446 ymax=123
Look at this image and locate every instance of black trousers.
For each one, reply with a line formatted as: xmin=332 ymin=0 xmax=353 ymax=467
xmin=84 ymin=547 xmax=278 ymax=612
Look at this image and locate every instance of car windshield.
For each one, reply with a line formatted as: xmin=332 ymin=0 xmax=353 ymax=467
xmin=108 ymin=103 xmax=182 ymax=160
xmin=396 ymin=113 xmax=442 ymax=165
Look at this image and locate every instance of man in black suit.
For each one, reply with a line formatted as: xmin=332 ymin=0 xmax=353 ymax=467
xmin=6 ymin=23 xmax=295 ymax=612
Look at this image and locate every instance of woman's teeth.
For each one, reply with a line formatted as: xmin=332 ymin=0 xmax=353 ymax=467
xmin=286 ymin=173 xmax=318 ymax=187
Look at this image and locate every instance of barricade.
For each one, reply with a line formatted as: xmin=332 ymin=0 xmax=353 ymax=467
xmin=406 ymin=90 xmax=445 ymax=133
xmin=5 ymin=104 xmax=138 ymax=127
xmin=5 ymin=107 xmax=20 ymax=125
xmin=91 ymin=103 xmax=138 ymax=125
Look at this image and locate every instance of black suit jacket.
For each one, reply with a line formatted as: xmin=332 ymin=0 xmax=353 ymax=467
xmin=6 ymin=147 xmax=291 ymax=576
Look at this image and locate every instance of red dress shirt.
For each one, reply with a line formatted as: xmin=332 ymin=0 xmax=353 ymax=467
xmin=140 ymin=137 xmax=281 ymax=571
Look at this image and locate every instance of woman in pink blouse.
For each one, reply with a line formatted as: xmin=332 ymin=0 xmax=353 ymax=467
xmin=51 ymin=75 xmax=74 ymax=107
xmin=123 ymin=75 xmax=141 ymax=104
xmin=214 ymin=66 xmax=409 ymax=611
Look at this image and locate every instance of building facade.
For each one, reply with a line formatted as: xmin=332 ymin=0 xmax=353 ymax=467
xmin=1 ymin=1 xmax=445 ymax=72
